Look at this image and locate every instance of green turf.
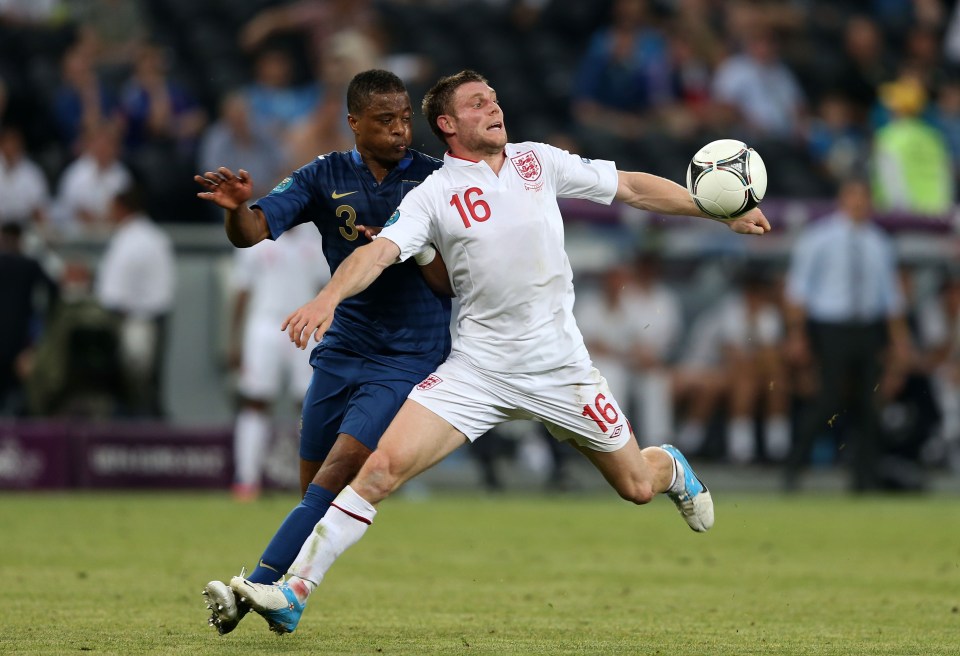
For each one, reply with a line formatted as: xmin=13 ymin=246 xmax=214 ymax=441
xmin=2 ymin=490 xmax=959 ymax=655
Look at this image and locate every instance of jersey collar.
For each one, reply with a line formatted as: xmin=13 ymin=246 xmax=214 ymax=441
xmin=443 ymin=149 xmax=507 ymax=167
xmin=351 ymin=147 xmax=415 ymax=172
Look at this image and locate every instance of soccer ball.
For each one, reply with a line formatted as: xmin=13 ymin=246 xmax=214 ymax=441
xmin=686 ymin=139 xmax=767 ymax=219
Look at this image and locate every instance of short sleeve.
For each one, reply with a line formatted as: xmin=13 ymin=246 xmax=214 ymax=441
xmin=539 ymin=143 xmax=618 ymax=203
xmin=378 ymin=185 xmax=434 ymax=262
xmin=251 ymin=165 xmax=317 ymax=240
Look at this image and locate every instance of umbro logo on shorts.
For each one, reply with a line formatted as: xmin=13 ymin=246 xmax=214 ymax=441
xmin=416 ymin=374 xmax=443 ymax=391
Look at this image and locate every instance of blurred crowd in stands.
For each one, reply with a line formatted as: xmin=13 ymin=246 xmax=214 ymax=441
xmin=2 ymin=0 xmax=960 ymax=490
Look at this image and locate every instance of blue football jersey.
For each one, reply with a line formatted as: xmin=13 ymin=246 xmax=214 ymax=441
xmin=252 ymin=148 xmax=450 ymax=373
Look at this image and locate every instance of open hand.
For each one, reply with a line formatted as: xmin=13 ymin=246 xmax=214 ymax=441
xmin=194 ymin=167 xmax=253 ymax=211
xmin=282 ymin=293 xmax=338 ymax=349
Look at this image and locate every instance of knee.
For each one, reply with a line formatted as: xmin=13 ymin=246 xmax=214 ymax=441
xmin=356 ymin=450 xmax=401 ymax=501
xmin=618 ymin=480 xmax=656 ymax=505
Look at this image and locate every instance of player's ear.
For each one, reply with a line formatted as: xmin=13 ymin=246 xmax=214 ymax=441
xmin=347 ymin=113 xmax=359 ymax=134
xmin=437 ymin=114 xmax=455 ymax=137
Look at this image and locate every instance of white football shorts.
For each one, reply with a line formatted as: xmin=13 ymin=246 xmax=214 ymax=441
xmin=237 ymin=315 xmax=313 ymax=401
xmin=408 ymin=352 xmax=632 ymax=453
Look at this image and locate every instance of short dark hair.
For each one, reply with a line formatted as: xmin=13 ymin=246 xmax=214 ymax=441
xmin=421 ymin=70 xmax=490 ymax=145
xmin=346 ymin=69 xmax=408 ymax=115
xmin=114 ymin=185 xmax=145 ymax=213
xmin=0 ymin=221 xmax=23 ymax=240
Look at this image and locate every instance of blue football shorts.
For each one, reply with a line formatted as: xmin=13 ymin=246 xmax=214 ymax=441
xmin=299 ymin=348 xmax=429 ymax=461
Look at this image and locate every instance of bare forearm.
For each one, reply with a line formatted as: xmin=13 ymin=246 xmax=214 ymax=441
xmin=224 ymin=205 xmax=270 ymax=247
xmin=324 ymin=238 xmax=400 ymax=304
xmin=616 ymin=171 xmax=712 ymax=219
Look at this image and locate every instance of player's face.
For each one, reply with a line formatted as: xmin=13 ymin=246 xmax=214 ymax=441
xmin=350 ymin=92 xmax=413 ymax=166
xmin=445 ymin=81 xmax=507 ymax=155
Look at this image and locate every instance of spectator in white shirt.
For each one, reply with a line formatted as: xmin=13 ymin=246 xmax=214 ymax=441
xmin=51 ymin=124 xmax=132 ymax=239
xmin=576 ymin=254 xmax=682 ymax=447
xmin=0 ymin=125 xmax=49 ymax=227
xmin=95 ymin=185 xmax=175 ymax=416
xmin=715 ymin=269 xmax=791 ymax=464
xmin=711 ymin=31 xmax=806 ymax=139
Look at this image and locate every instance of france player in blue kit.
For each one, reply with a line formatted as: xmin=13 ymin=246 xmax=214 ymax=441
xmin=194 ymin=70 xmax=451 ymax=634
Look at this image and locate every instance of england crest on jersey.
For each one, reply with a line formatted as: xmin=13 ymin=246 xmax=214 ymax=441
xmin=510 ymin=150 xmax=542 ymax=182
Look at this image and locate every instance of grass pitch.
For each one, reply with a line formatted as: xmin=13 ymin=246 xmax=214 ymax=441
xmin=2 ymin=489 xmax=958 ymax=655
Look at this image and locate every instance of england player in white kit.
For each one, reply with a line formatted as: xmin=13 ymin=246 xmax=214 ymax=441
xmin=229 ymin=222 xmax=329 ymax=500
xmin=232 ymin=70 xmax=771 ymax=633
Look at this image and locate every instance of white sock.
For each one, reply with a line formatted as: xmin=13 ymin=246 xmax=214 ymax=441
xmin=727 ymin=417 xmax=755 ymax=464
xmin=764 ymin=415 xmax=791 ymax=461
xmin=667 ymin=453 xmax=686 ymax=495
xmin=234 ymin=409 xmax=271 ymax=486
xmin=288 ymin=485 xmax=377 ymax=594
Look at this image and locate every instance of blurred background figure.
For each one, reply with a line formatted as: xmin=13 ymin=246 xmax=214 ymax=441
xmin=0 ymin=222 xmax=59 ymax=416
xmin=804 ymin=92 xmax=870 ymax=187
xmin=670 ymin=294 xmax=728 ymax=456
xmin=226 ymin=223 xmax=328 ymax=502
xmin=871 ymin=74 xmax=954 ymax=216
xmin=0 ymin=125 xmax=50 ymax=230
xmin=239 ymin=0 xmax=383 ymax=61
xmin=198 ymin=91 xmax=286 ymax=200
xmin=50 ymin=124 xmax=132 ymax=239
xmin=828 ymin=15 xmax=893 ymax=124
xmin=571 ymin=0 xmax=672 ymax=141
xmin=51 ymin=44 xmax=121 ymax=158
xmin=916 ymin=268 xmax=960 ymax=473
xmin=715 ymin=266 xmax=790 ymax=464
xmin=282 ymin=30 xmax=379 ymax=169
xmin=118 ymin=43 xmax=206 ymax=156
xmin=118 ymin=43 xmax=207 ymax=223
xmin=711 ymin=28 xmax=806 ymax=140
xmin=66 ymin=0 xmax=148 ymax=80
xmin=933 ymin=78 xmax=960 ymax=194
xmin=242 ymin=46 xmax=320 ymax=144
xmin=784 ymin=178 xmax=912 ymax=492
xmin=25 ymin=260 xmax=125 ymax=419
xmin=627 ymin=252 xmax=683 ymax=446
xmin=94 ymin=185 xmax=175 ymax=417
xmin=575 ymin=253 xmax=682 ymax=447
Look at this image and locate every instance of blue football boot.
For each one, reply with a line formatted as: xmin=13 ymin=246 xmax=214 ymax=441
xmin=230 ymin=576 xmax=306 ymax=634
xmin=661 ymin=444 xmax=714 ymax=532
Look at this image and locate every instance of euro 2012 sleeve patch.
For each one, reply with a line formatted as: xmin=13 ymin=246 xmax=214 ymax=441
xmin=384 ymin=209 xmax=400 ymax=226
xmin=269 ymin=176 xmax=293 ymax=194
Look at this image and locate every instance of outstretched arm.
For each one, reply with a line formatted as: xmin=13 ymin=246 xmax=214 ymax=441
xmin=615 ymin=171 xmax=770 ymax=235
xmin=283 ymin=236 xmax=401 ymax=349
xmin=356 ymin=224 xmax=455 ymax=297
xmin=194 ymin=166 xmax=270 ymax=247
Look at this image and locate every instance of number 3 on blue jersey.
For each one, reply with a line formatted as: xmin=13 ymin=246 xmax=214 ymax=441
xmin=337 ymin=204 xmax=358 ymax=241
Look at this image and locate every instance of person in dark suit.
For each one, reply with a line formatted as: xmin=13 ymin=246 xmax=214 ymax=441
xmin=783 ymin=177 xmax=912 ymax=491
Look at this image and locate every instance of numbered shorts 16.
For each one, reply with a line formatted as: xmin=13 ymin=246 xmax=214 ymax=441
xmin=407 ymin=353 xmax=632 ymax=453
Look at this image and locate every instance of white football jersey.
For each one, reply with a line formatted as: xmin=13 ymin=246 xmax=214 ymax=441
xmin=232 ymin=223 xmax=329 ymax=321
xmin=380 ymin=142 xmax=618 ymax=373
